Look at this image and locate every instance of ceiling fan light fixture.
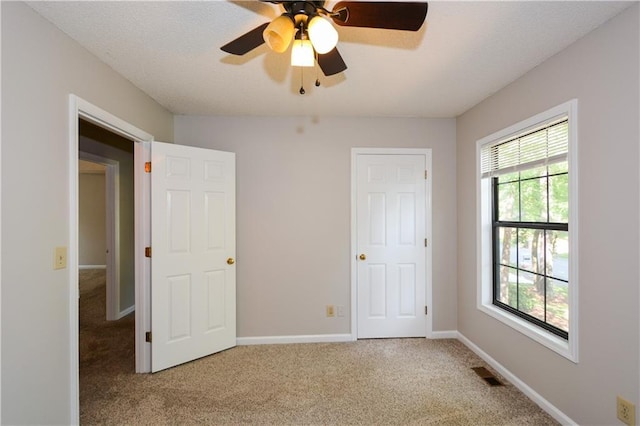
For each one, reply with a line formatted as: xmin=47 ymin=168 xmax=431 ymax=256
xmin=263 ymin=15 xmax=294 ymax=53
xmin=291 ymin=38 xmax=315 ymax=67
xmin=307 ymin=15 xmax=338 ymax=54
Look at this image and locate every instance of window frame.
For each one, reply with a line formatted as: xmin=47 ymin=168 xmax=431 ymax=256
xmin=492 ymin=171 xmax=569 ymax=339
xmin=476 ymin=100 xmax=579 ymax=363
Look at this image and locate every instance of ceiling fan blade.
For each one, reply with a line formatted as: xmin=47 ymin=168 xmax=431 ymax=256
xmin=221 ymin=22 xmax=270 ymax=55
xmin=317 ymin=47 xmax=347 ymax=76
xmin=332 ymin=2 xmax=428 ymax=31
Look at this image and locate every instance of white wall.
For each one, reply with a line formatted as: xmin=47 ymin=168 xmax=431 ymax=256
xmin=175 ymin=116 xmax=457 ymax=338
xmin=79 ymin=172 xmax=106 ymax=266
xmin=1 ymin=2 xmax=173 ymax=424
xmin=456 ymin=5 xmax=639 ymax=425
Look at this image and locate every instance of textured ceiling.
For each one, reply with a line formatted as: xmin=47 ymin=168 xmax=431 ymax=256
xmin=27 ymin=1 xmax=632 ymax=118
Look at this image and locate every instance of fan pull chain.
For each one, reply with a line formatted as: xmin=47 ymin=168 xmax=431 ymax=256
xmin=299 ymin=66 xmax=305 ymax=95
xmin=315 ymin=52 xmax=321 ymax=87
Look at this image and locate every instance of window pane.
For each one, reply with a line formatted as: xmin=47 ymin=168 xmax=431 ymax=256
xmin=517 ymin=270 xmax=545 ymax=321
xmin=498 ymin=171 xmax=519 ymax=183
xmin=546 ymin=278 xmax=569 ymax=333
xmin=549 ymin=173 xmax=568 ymax=223
xmin=530 ymin=229 xmax=546 ymax=276
xmin=548 ymin=160 xmax=568 ymax=175
xmin=520 ymin=177 xmax=548 ymax=222
xmin=498 ymin=182 xmax=520 ymax=221
xmin=517 ymin=229 xmax=532 ymax=270
xmin=520 ymin=165 xmax=546 ymax=180
xmin=497 ymin=265 xmax=517 ymax=309
xmin=498 ymin=227 xmax=517 ymax=267
xmin=547 ymin=230 xmax=569 ymax=281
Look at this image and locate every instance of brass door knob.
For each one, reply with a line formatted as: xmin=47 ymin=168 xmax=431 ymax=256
xmin=227 ymin=258 xmax=235 ymax=265
xmin=359 ymin=254 xmax=366 ymax=261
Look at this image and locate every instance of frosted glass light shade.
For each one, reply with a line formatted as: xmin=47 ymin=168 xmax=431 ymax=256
xmin=291 ymin=39 xmax=315 ymax=67
xmin=263 ymin=15 xmax=294 ymax=53
xmin=308 ymin=16 xmax=338 ymax=54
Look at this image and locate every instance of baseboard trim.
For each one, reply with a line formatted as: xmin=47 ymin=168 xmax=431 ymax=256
xmin=79 ymin=264 xmax=106 ymax=270
xmin=457 ymin=332 xmax=576 ymax=426
xmin=237 ymin=334 xmax=355 ymax=346
xmin=117 ymin=305 xmax=135 ymax=319
xmin=428 ymin=330 xmax=458 ymax=339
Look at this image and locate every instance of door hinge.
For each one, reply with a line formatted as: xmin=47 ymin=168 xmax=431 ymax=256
xmin=425 ymin=306 xmax=428 ymax=315
xmin=425 ymin=238 xmax=428 ymax=247
xmin=145 ymin=247 xmax=151 ymax=258
xmin=145 ymin=331 xmax=152 ymax=343
xmin=145 ymin=162 xmax=152 ymax=173
xmin=425 ymin=170 xmax=428 ymax=180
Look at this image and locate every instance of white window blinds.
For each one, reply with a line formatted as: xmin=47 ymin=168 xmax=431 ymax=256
xmin=481 ymin=117 xmax=568 ymax=178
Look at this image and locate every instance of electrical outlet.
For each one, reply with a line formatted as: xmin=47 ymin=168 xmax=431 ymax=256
xmin=54 ymin=246 xmax=67 ymax=270
xmin=326 ymin=305 xmax=335 ymax=317
xmin=617 ymin=396 xmax=635 ymax=426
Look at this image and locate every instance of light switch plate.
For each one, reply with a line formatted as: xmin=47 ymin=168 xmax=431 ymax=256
xmin=54 ymin=246 xmax=67 ymax=270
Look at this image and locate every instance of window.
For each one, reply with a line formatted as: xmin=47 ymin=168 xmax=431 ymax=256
xmin=477 ymin=100 xmax=578 ymax=362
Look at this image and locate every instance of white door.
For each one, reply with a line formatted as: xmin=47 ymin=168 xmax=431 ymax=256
xmin=150 ymin=141 xmax=236 ymax=372
xmin=356 ymin=154 xmax=427 ymax=338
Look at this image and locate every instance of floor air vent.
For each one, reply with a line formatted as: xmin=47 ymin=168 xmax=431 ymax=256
xmin=472 ymin=367 xmax=504 ymax=386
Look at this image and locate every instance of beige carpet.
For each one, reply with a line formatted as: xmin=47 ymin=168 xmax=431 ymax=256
xmin=79 ymin=269 xmax=558 ymax=425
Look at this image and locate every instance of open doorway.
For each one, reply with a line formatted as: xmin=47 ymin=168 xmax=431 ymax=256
xmin=78 ymin=119 xmax=136 ymax=418
xmin=78 ymin=159 xmax=109 ymax=314
xmin=79 ymin=120 xmax=135 ymax=319
xmin=79 ymin=154 xmax=123 ymax=320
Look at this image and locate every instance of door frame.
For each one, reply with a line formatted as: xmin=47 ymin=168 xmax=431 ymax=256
xmin=68 ymin=95 xmax=154 ymax=423
xmin=78 ymin=152 xmax=121 ymax=321
xmin=350 ymin=148 xmax=433 ymax=339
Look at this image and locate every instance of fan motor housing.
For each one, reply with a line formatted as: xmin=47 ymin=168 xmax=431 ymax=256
xmin=284 ymin=1 xmax=323 ymax=19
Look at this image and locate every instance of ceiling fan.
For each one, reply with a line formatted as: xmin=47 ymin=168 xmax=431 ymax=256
xmin=221 ymin=1 xmax=428 ymax=78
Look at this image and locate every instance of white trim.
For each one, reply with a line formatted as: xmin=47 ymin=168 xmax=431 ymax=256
xmin=75 ymin=97 xmax=153 ymax=142
xmin=475 ymin=99 xmax=579 ymax=363
xmin=68 ymin=100 xmax=80 ymax=426
xmin=351 ymin=148 xmax=433 ymax=339
xmin=0 ymin=4 xmax=3 ymax=419
xmin=476 ymin=102 xmax=574 ymax=149
xmin=237 ymin=334 xmax=354 ymax=346
xmin=69 ymin=95 xmax=154 ymax=423
xmin=429 ymin=330 xmax=458 ymax=339
xmin=457 ymin=332 xmax=577 ymax=426
xmin=79 ymin=265 xmax=107 ymax=270
xmin=118 ymin=304 xmax=135 ymax=319
xmin=134 ymin=141 xmax=152 ymax=373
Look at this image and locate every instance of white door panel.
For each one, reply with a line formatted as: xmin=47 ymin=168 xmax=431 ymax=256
xmin=151 ymin=141 xmax=236 ymax=372
xmin=356 ymin=154 xmax=426 ymax=338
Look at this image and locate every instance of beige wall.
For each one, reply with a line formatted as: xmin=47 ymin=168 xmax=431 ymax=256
xmin=175 ymin=116 xmax=458 ymax=338
xmin=456 ymin=4 xmax=639 ymax=425
xmin=79 ymin=171 xmax=106 ymax=266
xmin=1 ymin=2 xmax=173 ymax=424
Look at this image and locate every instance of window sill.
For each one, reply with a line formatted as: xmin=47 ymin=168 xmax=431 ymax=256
xmin=478 ymin=302 xmax=578 ymax=363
